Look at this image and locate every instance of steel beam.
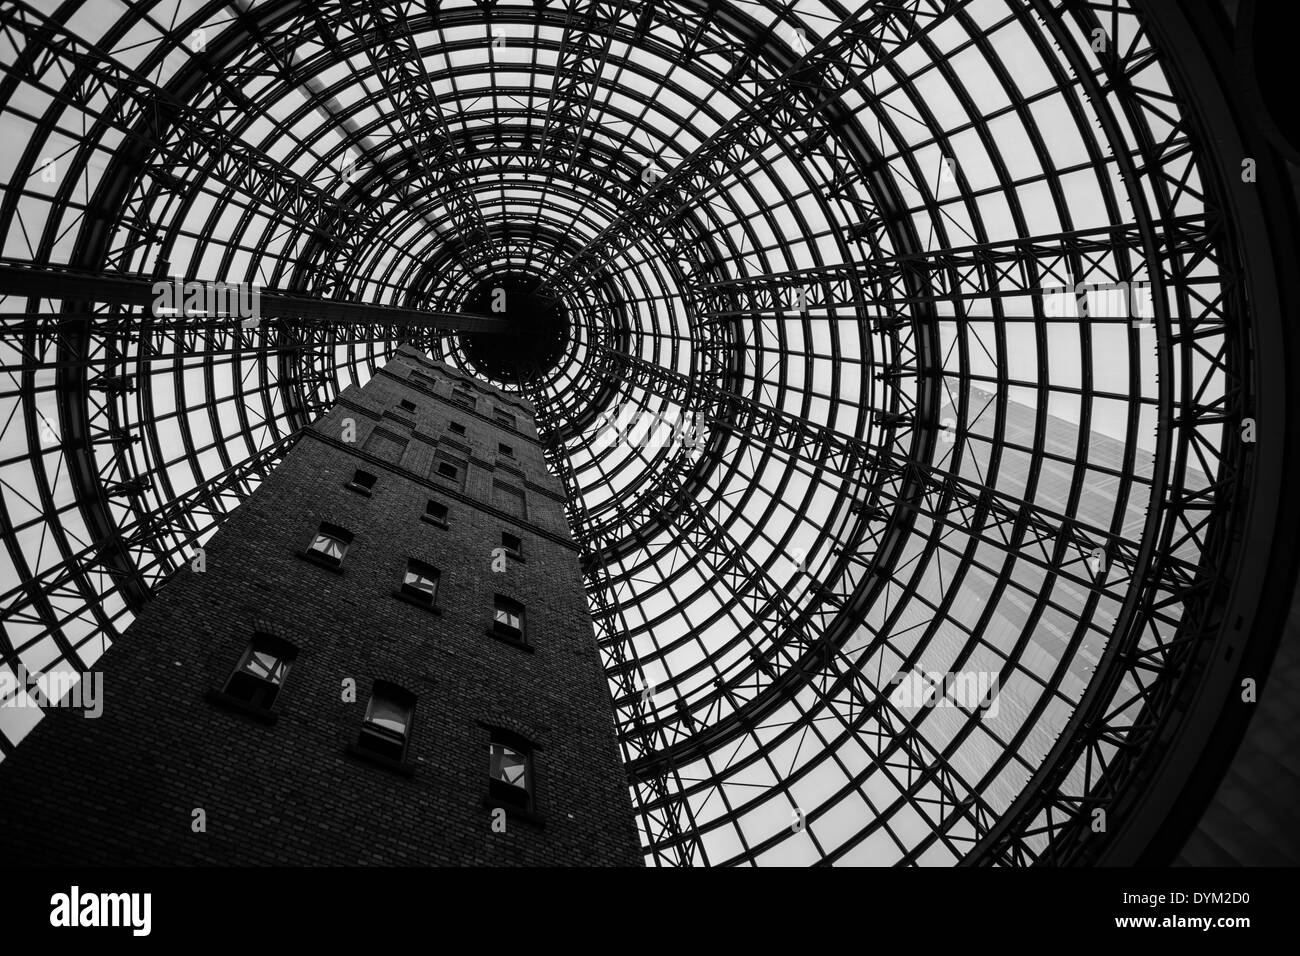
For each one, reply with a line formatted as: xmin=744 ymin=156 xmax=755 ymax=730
xmin=0 ymin=261 xmax=507 ymax=334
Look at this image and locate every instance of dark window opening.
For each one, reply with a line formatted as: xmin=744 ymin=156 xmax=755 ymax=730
xmin=357 ymin=682 xmax=415 ymax=763
xmin=348 ymin=469 xmax=377 ymax=494
xmin=493 ymin=595 xmax=525 ymax=641
xmin=398 ymin=399 xmax=416 ymax=413
xmin=433 ymin=452 xmax=467 ymax=487
xmin=449 ymin=421 xmax=466 ymax=435
xmin=223 ymin=635 xmax=296 ymax=711
xmin=426 ymin=500 xmax=449 ymax=524
xmin=499 ymin=442 xmax=514 ymax=458
xmin=307 ymin=523 xmax=352 ymax=567
xmin=501 ymin=531 xmax=522 ymax=556
xmin=400 ymin=559 xmax=439 ymax=606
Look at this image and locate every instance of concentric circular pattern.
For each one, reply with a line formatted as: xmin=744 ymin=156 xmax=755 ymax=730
xmin=0 ymin=0 xmax=1273 ymax=866
xmin=458 ymin=274 xmax=570 ymax=382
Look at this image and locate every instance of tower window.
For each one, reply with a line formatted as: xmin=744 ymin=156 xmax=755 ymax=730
xmin=433 ymin=452 xmax=467 ymax=487
xmin=356 ymin=682 xmax=416 ymax=763
xmin=306 ymin=523 xmax=352 ymax=567
xmin=493 ymin=595 xmax=525 ymax=641
xmin=400 ymin=559 xmax=440 ymax=606
xmin=425 ymin=500 xmax=449 ymax=525
xmin=498 ymin=442 xmax=514 ymax=458
xmin=398 ymin=399 xmax=416 ymax=413
xmin=494 ymin=408 xmax=515 ymax=428
xmin=501 ymin=531 xmax=522 ymax=556
xmin=488 ymin=734 xmax=535 ymax=811
xmin=222 ymin=635 xmax=296 ymax=711
xmin=347 ymin=469 xmax=376 ymax=494
xmin=449 ymin=421 xmax=466 ymax=435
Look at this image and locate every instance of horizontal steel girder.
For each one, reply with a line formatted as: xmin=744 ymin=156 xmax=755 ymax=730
xmin=0 ymin=261 xmax=509 ymax=334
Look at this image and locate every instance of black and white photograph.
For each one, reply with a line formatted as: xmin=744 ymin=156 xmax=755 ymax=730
xmin=0 ymin=0 xmax=1294 ymax=936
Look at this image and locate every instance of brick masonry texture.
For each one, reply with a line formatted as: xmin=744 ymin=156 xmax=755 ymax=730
xmin=0 ymin=348 xmax=644 ymax=866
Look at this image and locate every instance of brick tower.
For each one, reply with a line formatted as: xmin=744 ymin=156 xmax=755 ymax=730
xmin=0 ymin=347 xmax=644 ymax=866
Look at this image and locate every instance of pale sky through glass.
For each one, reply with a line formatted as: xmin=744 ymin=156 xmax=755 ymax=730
xmin=0 ymin=0 xmax=1228 ymax=866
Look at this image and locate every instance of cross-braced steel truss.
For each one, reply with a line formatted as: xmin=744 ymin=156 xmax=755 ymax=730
xmin=0 ymin=0 xmax=1294 ymax=866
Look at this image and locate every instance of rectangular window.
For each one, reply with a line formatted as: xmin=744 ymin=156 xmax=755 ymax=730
xmin=347 ymin=469 xmax=376 ymax=494
xmin=433 ymin=452 xmax=467 ymax=487
xmin=307 ymin=523 xmax=352 ymax=567
xmin=452 ymin=386 xmax=475 ymax=409
xmin=223 ymin=635 xmax=296 ymax=711
xmin=357 ymin=682 xmax=415 ymax=762
xmin=492 ymin=480 xmax=526 ymax=518
xmin=398 ymin=399 xmax=416 ymax=413
xmin=400 ymin=559 xmax=439 ymax=606
xmin=494 ymin=408 xmax=515 ymax=429
xmin=449 ymin=421 xmax=466 ymax=435
xmin=492 ymin=595 xmax=525 ymax=641
xmin=425 ymin=500 xmax=449 ymax=524
xmin=501 ymin=531 xmax=522 ymax=556
xmin=488 ymin=734 xmax=534 ymax=811
xmin=498 ymin=442 xmax=514 ymax=458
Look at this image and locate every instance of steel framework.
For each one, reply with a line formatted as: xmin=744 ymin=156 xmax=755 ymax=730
xmin=0 ymin=0 xmax=1295 ymax=866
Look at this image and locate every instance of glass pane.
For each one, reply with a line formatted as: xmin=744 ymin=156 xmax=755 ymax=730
xmin=310 ymin=533 xmax=343 ymax=559
xmin=404 ymin=569 xmax=436 ymax=595
xmin=368 ymin=695 xmax=409 ymax=735
xmin=242 ymin=649 xmax=285 ymax=684
xmin=490 ymin=743 xmax=527 ymax=789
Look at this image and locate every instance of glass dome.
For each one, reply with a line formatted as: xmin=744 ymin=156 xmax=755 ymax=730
xmin=0 ymin=0 xmax=1291 ymax=866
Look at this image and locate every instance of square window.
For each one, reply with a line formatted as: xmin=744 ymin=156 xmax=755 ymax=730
xmin=499 ymin=442 xmax=514 ymax=458
xmin=357 ymin=682 xmax=415 ymax=762
xmin=223 ymin=635 xmax=296 ymax=711
xmin=307 ymin=523 xmax=352 ymax=567
xmin=492 ymin=595 xmax=525 ymax=640
xmin=400 ymin=559 xmax=439 ymax=606
xmin=501 ymin=531 xmax=522 ymax=556
xmin=433 ymin=452 xmax=467 ymax=487
xmin=348 ymin=469 xmax=376 ymax=494
xmin=426 ymin=501 xmax=448 ymax=523
xmin=449 ymin=422 xmax=466 ymax=435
